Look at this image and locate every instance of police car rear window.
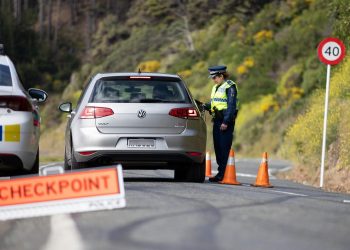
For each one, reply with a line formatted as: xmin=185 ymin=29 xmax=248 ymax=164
xmin=0 ymin=64 xmax=12 ymax=86
xmin=90 ymin=78 xmax=191 ymax=103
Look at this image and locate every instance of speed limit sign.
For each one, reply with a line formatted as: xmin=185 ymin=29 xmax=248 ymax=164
xmin=317 ymin=37 xmax=346 ymax=65
xmin=317 ymin=37 xmax=346 ymax=189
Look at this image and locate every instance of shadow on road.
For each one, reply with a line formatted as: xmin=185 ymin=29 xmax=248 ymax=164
xmin=124 ymin=177 xmax=175 ymax=182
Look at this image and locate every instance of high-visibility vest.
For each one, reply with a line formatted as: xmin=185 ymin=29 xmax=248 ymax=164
xmin=210 ymin=80 xmax=239 ymax=112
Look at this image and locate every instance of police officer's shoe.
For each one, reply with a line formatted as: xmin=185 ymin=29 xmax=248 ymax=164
xmin=208 ymin=175 xmax=223 ymax=182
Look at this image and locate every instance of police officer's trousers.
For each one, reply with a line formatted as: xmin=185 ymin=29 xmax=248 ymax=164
xmin=213 ymin=119 xmax=235 ymax=178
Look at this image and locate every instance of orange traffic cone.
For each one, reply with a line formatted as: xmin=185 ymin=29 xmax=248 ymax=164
xmin=205 ymin=151 xmax=212 ymax=177
xmin=219 ymin=149 xmax=241 ymax=185
xmin=252 ymin=152 xmax=273 ymax=188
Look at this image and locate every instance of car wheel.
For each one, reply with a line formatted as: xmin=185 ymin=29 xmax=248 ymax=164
xmin=71 ymin=148 xmax=79 ymax=169
xmin=174 ymin=167 xmax=187 ymax=181
xmin=174 ymin=161 xmax=205 ymax=183
xmin=188 ymin=160 xmax=205 ymax=183
xmin=30 ymin=149 xmax=39 ymax=174
xmin=64 ymin=147 xmax=71 ymax=170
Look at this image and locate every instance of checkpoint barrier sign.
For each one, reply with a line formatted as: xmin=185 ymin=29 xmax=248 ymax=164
xmin=0 ymin=165 xmax=125 ymax=220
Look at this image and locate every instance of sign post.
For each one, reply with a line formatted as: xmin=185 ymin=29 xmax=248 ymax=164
xmin=317 ymin=37 xmax=346 ymax=188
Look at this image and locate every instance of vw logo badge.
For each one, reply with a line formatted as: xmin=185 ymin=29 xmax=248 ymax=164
xmin=137 ymin=109 xmax=146 ymax=118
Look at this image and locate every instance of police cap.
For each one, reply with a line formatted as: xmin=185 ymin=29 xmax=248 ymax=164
xmin=208 ymin=65 xmax=227 ymax=78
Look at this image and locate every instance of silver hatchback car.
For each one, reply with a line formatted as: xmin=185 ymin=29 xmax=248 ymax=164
xmin=59 ymin=73 xmax=207 ymax=182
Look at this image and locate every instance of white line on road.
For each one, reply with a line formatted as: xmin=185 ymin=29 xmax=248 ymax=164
xmin=39 ymin=162 xmax=63 ymax=169
xmin=236 ymin=173 xmax=256 ymax=178
xmin=269 ymin=190 xmax=308 ymax=197
xmin=344 ymin=200 xmax=350 ymax=203
xmin=212 ymin=170 xmax=276 ymax=179
xmin=42 ymin=214 xmax=85 ymax=250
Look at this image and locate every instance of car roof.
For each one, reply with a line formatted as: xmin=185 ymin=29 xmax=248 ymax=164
xmin=0 ymin=55 xmax=11 ymax=66
xmin=0 ymin=55 xmax=26 ymax=97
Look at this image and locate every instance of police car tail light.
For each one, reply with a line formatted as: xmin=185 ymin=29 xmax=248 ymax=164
xmin=80 ymin=106 xmax=114 ymax=119
xmin=0 ymin=96 xmax=33 ymax=112
xmin=169 ymin=108 xmax=199 ymax=119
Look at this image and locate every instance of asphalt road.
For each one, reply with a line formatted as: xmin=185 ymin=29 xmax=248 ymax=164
xmin=0 ymin=158 xmax=350 ymax=250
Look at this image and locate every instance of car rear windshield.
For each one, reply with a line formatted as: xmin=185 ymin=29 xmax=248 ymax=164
xmin=0 ymin=64 xmax=12 ymax=86
xmin=90 ymin=77 xmax=191 ymax=103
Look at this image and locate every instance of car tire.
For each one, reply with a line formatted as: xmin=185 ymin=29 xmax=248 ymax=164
xmin=174 ymin=168 xmax=187 ymax=181
xmin=64 ymin=147 xmax=71 ymax=170
xmin=189 ymin=160 xmax=205 ymax=183
xmin=30 ymin=149 xmax=39 ymax=174
xmin=71 ymin=148 xmax=79 ymax=169
xmin=174 ymin=160 xmax=205 ymax=183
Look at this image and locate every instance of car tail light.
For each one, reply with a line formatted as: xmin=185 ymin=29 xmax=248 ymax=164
xmin=169 ymin=107 xmax=199 ymax=119
xmin=78 ymin=151 xmax=96 ymax=156
xmin=33 ymin=120 xmax=40 ymax=127
xmin=129 ymin=76 xmax=151 ymax=79
xmin=79 ymin=106 xmax=114 ymax=119
xmin=186 ymin=152 xmax=203 ymax=157
xmin=0 ymin=96 xmax=33 ymax=112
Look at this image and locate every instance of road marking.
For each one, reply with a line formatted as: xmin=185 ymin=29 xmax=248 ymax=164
xmin=39 ymin=162 xmax=63 ymax=169
xmin=212 ymin=170 xmax=276 ymax=180
xmin=42 ymin=214 xmax=85 ymax=250
xmin=269 ymin=190 xmax=308 ymax=197
xmin=344 ymin=200 xmax=350 ymax=203
xmin=236 ymin=173 xmax=256 ymax=178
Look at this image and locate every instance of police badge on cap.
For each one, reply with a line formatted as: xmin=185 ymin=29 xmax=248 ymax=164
xmin=208 ymin=65 xmax=227 ymax=78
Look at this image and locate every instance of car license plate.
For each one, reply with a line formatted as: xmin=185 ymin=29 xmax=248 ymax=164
xmin=127 ymin=139 xmax=155 ymax=148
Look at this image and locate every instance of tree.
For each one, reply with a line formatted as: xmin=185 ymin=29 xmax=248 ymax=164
xmin=170 ymin=0 xmax=195 ymax=51
xmin=38 ymin=0 xmax=44 ymax=39
xmin=85 ymin=0 xmax=96 ymax=50
xmin=13 ymin=0 xmax=21 ymax=23
xmin=47 ymin=0 xmax=52 ymax=43
xmin=53 ymin=0 xmax=61 ymax=49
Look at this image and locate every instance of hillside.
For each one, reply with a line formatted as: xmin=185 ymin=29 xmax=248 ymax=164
xmin=1 ymin=0 xmax=349 ymax=192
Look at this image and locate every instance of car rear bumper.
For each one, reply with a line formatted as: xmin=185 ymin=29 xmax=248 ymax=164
xmin=0 ymin=135 xmax=38 ymax=170
xmin=72 ymin=127 xmax=206 ymax=168
xmin=0 ymin=113 xmax=39 ymax=170
xmin=74 ymin=151 xmax=204 ymax=169
xmin=0 ymin=150 xmax=36 ymax=170
xmin=0 ymin=153 xmax=23 ymax=171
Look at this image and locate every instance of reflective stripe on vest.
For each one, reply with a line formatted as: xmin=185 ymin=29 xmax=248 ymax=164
xmin=210 ymin=80 xmax=238 ymax=112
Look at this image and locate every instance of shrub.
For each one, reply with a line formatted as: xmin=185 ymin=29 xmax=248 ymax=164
xmin=177 ymin=69 xmax=192 ymax=78
xmin=137 ymin=60 xmax=161 ymax=72
xmin=281 ymin=56 xmax=350 ymax=169
xmin=254 ymin=30 xmax=274 ymax=44
xmin=277 ymin=63 xmax=304 ymax=105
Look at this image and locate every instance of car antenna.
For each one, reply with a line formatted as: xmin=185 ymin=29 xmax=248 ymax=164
xmin=138 ymin=68 xmax=141 ymax=74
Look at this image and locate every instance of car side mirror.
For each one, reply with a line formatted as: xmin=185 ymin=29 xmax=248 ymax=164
xmin=59 ymin=102 xmax=72 ymax=113
xmin=28 ymin=88 xmax=48 ymax=103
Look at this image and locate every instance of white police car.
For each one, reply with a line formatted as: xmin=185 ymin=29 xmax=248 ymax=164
xmin=0 ymin=44 xmax=47 ymax=174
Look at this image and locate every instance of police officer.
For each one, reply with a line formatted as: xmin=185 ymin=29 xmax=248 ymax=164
xmin=203 ymin=65 xmax=239 ymax=182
